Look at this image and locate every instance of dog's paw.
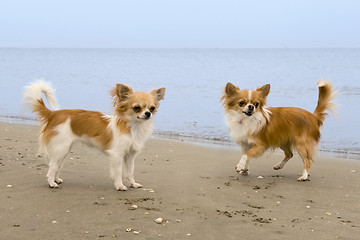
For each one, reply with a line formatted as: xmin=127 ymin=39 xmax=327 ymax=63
xmin=130 ymin=183 xmax=143 ymax=189
xmin=48 ymin=182 xmax=59 ymax=188
xmin=239 ymin=169 xmax=249 ymax=176
xmin=297 ymin=176 xmax=310 ymax=182
xmin=236 ymin=167 xmax=249 ymax=175
xmin=55 ymin=178 xmax=63 ymax=184
xmin=116 ymin=185 xmax=128 ymax=191
xmin=273 ymin=163 xmax=283 ymax=170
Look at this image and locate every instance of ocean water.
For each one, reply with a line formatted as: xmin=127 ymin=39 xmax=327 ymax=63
xmin=0 ymin=48 xmax=359 ymax=157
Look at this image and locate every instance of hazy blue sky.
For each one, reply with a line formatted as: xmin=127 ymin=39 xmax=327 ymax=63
xmin=1 ymin=0 xmax=359 ymax=48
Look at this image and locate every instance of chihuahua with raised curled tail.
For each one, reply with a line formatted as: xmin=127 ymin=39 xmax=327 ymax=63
xmin=23 ymin=80 xmax=165 ymax=190
xmin=221 ymin=81 xmax=336 ymax=181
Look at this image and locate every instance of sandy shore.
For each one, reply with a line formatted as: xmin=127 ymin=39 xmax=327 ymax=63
xmin=1 ymin=121 xmax=359 ymax=240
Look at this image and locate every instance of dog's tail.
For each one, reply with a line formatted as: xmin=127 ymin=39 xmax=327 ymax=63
xmin=23 ymin=80 xmax=58 ymax=120
xmin=313 ymin=80 xmax=337 ymax=127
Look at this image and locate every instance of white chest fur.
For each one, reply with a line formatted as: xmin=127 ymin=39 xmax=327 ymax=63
xmin=225 ymin=110 xmax=267 ymax=145
xmin=106 ymin=117 xmax=153 ymax=156
xmin=130 ymin=119 xmax=154 ymax=151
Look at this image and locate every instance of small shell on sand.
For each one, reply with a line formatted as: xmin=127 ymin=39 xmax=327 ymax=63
xmin=130 ymin=205 xmax=138 ymax=210
xmin=154 ymin=218 xmax=164 ymax=224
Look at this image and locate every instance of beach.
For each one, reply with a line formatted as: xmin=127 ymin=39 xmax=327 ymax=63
xmin=1 ymin=121 xmax=359 ymax=240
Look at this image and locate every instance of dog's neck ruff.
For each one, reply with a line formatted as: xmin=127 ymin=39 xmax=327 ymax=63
xmin=130 ymin=118 xmax=154 ymax=140
xmin=225 ymin=107 xmax=271 ymax=144
xmin=106 ymin=115 xmax=154 ymax=151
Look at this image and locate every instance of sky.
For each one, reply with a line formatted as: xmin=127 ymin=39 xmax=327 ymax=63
xmin=0 ymin=0 xmax=359 ymax=48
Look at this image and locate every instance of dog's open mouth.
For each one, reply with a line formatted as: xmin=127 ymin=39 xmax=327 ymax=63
xmin=243 ymin=111 xmax=253 ymax=116
xmin=137 ymin=116 xmax=151 ymax=120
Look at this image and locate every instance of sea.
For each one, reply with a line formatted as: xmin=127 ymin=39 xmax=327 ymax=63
xmin=0 ymin=48 xmax=359 ymax=158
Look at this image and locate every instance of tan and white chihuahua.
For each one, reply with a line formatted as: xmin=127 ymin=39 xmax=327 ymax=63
xmin=23 ymin=80 xmax=165 ymax=190
xmin=222 ymin=81 xmax=336 ymax=181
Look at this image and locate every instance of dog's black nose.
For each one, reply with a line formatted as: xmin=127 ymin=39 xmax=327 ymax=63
xmin=248 ymin=105 xmax=254 ymax=111
xmin=145 ymin=111 xmax=151 ymax=118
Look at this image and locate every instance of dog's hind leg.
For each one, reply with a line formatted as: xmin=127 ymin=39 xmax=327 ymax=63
xmin=274 ymin=144 xmax=293 ymax=170
xmin=296 ymin=144 xmax=313 ymax=181
xmin=46 ymin=142 xmax=71 ymax=188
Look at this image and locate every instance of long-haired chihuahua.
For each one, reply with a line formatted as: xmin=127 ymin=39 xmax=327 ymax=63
xmin=221 ymin=81 xmax=336 ymax=181
xmin=23 ymin=80 xmax=165 ymax=190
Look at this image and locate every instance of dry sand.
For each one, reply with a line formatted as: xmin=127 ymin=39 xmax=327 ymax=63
xmin=1 ymin=121 xmax=359 ymax=240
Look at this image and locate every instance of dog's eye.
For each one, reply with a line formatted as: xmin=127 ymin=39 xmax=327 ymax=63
xmin=133 ymin=105 xmax=141 ymax=112
xmin=149 ymin=106 xmax=156 ymax=112
xmin=239 ymin=101 xmax=246 ymax=107
xmin=254 ymin=102 xmax=259 ymax=108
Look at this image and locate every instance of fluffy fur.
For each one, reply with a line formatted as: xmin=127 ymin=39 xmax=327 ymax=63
xmin=23 ymin=80 xmax=165 ymax=190
xmin=221 ymin=80 xmax=336 ymax=181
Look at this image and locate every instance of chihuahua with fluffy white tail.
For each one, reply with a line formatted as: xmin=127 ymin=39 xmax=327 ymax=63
xmin=221 ymin=81 xmax=336 ymax=181
xmin=23 ymin=80 xmax=165 ymax=190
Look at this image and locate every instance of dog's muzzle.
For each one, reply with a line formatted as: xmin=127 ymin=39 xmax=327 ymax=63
xmin=137 ymin=111 xmax=152 ymax=120
xmin=243 ymin=105 xmax=255 ymax=116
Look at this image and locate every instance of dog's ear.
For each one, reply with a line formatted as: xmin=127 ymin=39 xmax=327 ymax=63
xmin=150 ymin=87 xmax=166 ymax=101
xmin=225 ymin=82 xmax=239 ymax=96
xmin=257 ymin=84 xmax=270 ymax=97
xmin=114 ymin=83 xmax=133 ymax=101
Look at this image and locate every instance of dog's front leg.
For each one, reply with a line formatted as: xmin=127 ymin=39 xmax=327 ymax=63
xmin=236 ymin=145 xmax=267 ymax=175
xmin=124 ymin=149 xmax=142 ymax=189
xmin=235 ymin=143 xmax=252 ymax=175
xmin=109 ymin=155 xmax=127 ymax=191
xmin=236 ymin=154 xmax=249 ymax=175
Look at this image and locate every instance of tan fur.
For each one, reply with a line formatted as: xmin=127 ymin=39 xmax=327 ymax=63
xmin=34 ymin=100 xmax=113 ymax=150
xmin=23 ymin=81 xmax=165 ymax=190
xmin=222 ymin=81 xmax=336 ymax=181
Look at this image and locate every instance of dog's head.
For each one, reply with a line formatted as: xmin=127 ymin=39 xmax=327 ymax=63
xmin=111 ymin=84 xmax=166 ymax=121
xmin=221 ymin=82 xmax=270 ymax=117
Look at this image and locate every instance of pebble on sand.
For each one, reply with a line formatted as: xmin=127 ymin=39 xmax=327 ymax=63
xmin=155 ymin=218 xmax=164 ymax=224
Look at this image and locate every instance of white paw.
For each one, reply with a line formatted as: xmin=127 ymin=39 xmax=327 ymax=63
xmin=55 ymin=178 xmax=63 ymax=184
xmin=273 ymin=163 xmax=283 ymax=170
xmin=297 ymin=176 xmax=310 ymax=182
xmin=236 ymin=167 xmax=249 ymax=175
xmin=130 ymin=183 xmax=143 ymax=189
xmin=116 ymin=184 xmax=128 ymax=191
xmin=49 ymin=182 xmax=59 ymax=188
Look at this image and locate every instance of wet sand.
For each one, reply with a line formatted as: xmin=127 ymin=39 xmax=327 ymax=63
xmin=1 ymin=122 xmax=359 ymax=240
